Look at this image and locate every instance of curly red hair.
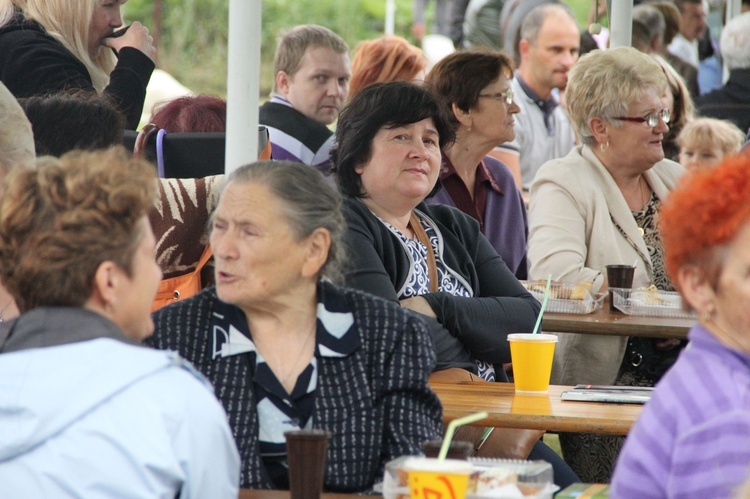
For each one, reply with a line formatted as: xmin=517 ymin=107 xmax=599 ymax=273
xmin=661 ymin=154 xmax=750 ymax=290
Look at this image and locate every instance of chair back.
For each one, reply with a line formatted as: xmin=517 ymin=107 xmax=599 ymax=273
xmin=124 ymin=126 xmax=271 ymax=178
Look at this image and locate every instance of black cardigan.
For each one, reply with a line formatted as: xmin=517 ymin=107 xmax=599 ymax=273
xmin=342 ymin=197 xmax=541 ymax=372
xmin=0 ymin=14 xmax=154 ymax=129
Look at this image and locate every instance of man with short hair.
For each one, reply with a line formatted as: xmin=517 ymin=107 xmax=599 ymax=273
xmin=667 ymin=0 xmax=707 ymax=68
xmin=497 ymin=3 xmax=579 ymax=190
xmin=259 ymin=25 xmax=350 ymax=174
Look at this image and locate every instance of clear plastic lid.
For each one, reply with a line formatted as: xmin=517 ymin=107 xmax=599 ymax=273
xmin=520 ymin=280 xmax=604 ymax=315
xmin=381 ymin=456 xmax=558 ymax=498
xmin=611 ymin=288 xmax=697 ymax=319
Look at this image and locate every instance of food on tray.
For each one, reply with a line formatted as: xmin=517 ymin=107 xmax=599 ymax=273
xmin=629 ymin=285 xmax=672 ymax=307
xmin=643 ymin=285 xmax=670 ymax=306
xmin=469 ymin=466 xmax=517 ymax=493
xmin=526 ymin=280 xmax=592 ymax=301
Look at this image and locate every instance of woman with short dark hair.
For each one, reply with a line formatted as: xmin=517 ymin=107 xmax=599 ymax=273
xmin=425 ymin=50 xmax=528 ymax=279
xmin=334 ymin=81 xmax=578 ymax=487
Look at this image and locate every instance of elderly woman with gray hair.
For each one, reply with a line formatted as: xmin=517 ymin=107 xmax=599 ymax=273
xmin=147 ymin=160 xmax=442 ymax=492
xmin=527 ymin=47 xmax=685 ymax=482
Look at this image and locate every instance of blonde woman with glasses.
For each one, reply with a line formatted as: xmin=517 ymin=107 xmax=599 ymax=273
xmin=0 ymin=0 xmax=156 ymax=129
xmin=527 ymin=47 xmax=686 ymax=482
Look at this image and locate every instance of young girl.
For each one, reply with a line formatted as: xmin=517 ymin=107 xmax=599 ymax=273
xmin=677 ymin=117 xmax=745 ymax=172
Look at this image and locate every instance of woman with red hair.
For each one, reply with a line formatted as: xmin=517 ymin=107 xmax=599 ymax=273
xmin=611 ymin=155 xmax=750 ymax=498
xmin=348 ymin=35 xmax=427 ymax=98
xmin=149 ymin=94 xmax=226 ymax=133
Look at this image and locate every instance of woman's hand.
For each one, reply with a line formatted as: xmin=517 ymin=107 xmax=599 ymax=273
xmin=400 ymin=296 xmax=437 ymax=319
xmin=103 ymin=22 xmax=157 ymax=62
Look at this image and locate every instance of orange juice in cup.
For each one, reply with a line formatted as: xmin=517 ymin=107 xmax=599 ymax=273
xmin=405 ymin=458 xmax=473 ymax=499
xmin=508 ymin=333 xmax=558 ymax=393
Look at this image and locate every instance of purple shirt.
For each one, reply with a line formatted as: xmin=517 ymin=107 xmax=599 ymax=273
xmin=611 ymin=325 xmax=750 ymax=499
xmin=427 ymin=155 xmax=528 ymax=279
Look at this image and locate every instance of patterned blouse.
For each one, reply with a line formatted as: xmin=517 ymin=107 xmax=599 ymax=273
xmin=632 ymin=193 xmax=673 ymax=291
xmin=376 ymin=211 xmax=496 ymax=381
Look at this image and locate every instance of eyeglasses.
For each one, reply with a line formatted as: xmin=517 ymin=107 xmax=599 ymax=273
xmin=478 ymin=88 xmax=514 ymax=105
xmin=613 ymin=109 xmax=671 ymax=128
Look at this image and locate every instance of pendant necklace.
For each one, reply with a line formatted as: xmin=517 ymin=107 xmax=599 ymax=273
xmin=637 ymin=177 xmax=646 ymax=236
xmin=0 ymin=298 xmax=14 ymax=324
xmin=277 ymin=325 xmax=316 ymax=386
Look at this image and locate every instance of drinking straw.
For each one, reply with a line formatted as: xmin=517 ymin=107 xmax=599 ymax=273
xmin=531 ymin=274 xmax=552 ymax=335
xmin=438 ymin=411 xmax=489 ymax=460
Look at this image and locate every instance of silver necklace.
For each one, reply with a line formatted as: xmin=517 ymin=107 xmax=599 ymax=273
xmin=277 ymin=325 xmax=316 ymax=385
xmin=0 ymin=298 xmax=14 ymax=324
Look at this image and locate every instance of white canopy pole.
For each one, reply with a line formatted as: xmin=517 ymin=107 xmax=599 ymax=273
xmin=726 ymin=0 xmax=741 ymax=21
xmin=385 ymin=0 xmax=396 ymax=35
xmin=225 ymin=0 xmax=261 ymax=174
xmin=609 ymin=0 xmax=633 ymax=49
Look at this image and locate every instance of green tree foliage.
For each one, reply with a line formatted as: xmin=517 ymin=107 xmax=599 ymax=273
xmin=124 ymin=0 xmax=590 ymax=97
xmin=125 ymin=0 xmax=413 ymax=97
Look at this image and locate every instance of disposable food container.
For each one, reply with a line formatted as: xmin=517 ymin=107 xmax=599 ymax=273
xmin=520 ymin=280 xmax=604 ymax=315
xmin=380 ymin=456 xmax=559 ymax=498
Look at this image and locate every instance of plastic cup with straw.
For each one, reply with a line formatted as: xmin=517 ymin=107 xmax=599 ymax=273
xmin=508 ymin=275 xmax=558 ymax=393
xmin=438 ymin=411 xmax=489 ymax=460
xmin=407 ymin=416 xmax=482 ymax=498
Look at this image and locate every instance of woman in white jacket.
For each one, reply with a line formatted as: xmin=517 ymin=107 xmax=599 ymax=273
xmin=0 ymin=148 xmax=239 ymax=498
xmin=527 ymin=47 xmax=685 ymax=482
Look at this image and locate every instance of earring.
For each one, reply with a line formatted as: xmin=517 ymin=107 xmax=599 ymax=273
xmin=600 ymin=141 xmax=609 ymax=152
xmin=703 ymin=306 xmax=713 ymax=322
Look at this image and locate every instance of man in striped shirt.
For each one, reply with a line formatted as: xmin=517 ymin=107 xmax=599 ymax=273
xmin=259 ymin=24 xmax=350 ymax=175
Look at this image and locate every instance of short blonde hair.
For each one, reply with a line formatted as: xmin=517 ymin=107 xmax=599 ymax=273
xmin=566 ymin=47 xmax=668 ymax=146
xmin=272 ymin=25 xmax=349 ymax=94
xmin=5 ymin=0 xmax=116 ymax=92
xmin=0 ymin=82 xmax=34 ymax=174
xmin=677 ymin=118 xmax=745 ymax=156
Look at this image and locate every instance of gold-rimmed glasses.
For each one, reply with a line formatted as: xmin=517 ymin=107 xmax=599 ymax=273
xmin=478 ymin=88 xmax=514 ymax=105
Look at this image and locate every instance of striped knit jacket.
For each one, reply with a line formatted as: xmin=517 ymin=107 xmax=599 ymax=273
xmin=147 ymin=282 xmax=443 ymax=491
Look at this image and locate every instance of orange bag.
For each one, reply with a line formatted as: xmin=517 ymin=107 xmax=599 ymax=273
xmin=152 ymin=245 xmax=213 ymax=312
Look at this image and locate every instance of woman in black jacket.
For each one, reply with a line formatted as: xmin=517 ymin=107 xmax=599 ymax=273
xmin=332 ymin=82 xmax=578 ymax=488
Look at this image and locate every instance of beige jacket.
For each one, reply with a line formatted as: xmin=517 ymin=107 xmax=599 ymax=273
xmin=527 ymin=145 xmax=685 ymax=385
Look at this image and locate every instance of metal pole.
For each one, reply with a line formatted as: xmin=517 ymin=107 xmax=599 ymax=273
xmin=225 ymin=0 xmax=260 ymax=174
xmin=609 ymin=0 xmax=633 ymax=49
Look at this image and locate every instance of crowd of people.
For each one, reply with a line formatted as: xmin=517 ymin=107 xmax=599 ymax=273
xmin=1 ymin=0 xmax=750 ymax=497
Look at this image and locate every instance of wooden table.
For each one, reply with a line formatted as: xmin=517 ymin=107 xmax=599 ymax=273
xmin=542 ymin=305 xmax=694 ymax=339
xmin=240 ymin=491 xmax=371 ymax=498
xmin=430 ymin=381 xmax=642 ymax=436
